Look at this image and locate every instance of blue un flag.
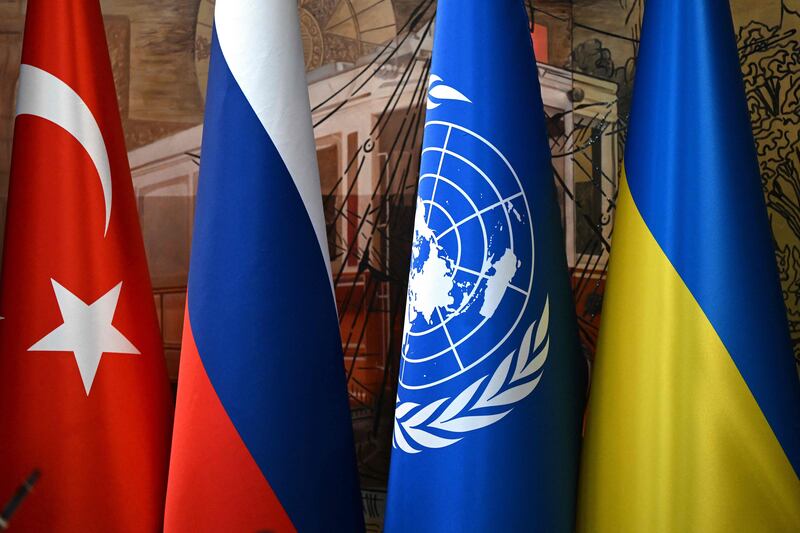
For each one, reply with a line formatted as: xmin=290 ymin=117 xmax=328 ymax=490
xmin=385 ymin=2 xmax=585 ymax=531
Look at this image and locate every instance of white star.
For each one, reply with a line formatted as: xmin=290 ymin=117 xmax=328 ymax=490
xmin=29 ymin=279 xmax=139 ymax=395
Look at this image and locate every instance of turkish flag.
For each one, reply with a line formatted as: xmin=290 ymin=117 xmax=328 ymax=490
xmin=0 ymin=1 xmax=172 ymax=531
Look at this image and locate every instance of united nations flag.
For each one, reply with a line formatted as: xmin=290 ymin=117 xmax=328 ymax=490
xmin=384 ymin=2 xmax=586 ymax=531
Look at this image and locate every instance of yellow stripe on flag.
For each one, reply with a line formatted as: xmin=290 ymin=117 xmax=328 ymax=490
xmin=577 ymin=173 xmax=800 ymax=533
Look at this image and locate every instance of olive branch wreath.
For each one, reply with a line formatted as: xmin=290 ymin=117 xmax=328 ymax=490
xmin=393 ymin=297 xmax=550 ymax=453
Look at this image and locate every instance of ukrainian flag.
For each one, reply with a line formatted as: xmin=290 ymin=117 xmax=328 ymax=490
xmin=577 ymin=0 xmax=800 ymax=531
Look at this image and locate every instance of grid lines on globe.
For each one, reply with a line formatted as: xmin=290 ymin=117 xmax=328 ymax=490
xmin=401 ymin=121 xmax=535 ymax=390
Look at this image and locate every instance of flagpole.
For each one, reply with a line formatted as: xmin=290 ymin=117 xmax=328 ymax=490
xmin=0 ymin=470 xmax=40 ymax=530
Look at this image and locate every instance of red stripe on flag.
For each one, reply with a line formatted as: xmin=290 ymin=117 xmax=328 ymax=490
xmin=165 ymin=310 xmax=296 ymax=533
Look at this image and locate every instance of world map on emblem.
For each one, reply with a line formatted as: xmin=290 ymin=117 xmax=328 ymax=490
xmin=400 ymin=120 xmax=535 ymax=391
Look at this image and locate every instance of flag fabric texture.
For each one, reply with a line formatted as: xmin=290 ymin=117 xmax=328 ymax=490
xmin=385 ymin=1 xmax=585 ymax=531
xmin=577 ymin=0 xmax=800 ymax=531
xmin=163 ymin=1 xmax=363 ymax=532
xmin=0 ymin=0 xmax=173 ymax=531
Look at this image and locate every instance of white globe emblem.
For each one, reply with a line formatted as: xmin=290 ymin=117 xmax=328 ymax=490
xmin=393 ymin=78 xmax=551 ymax=453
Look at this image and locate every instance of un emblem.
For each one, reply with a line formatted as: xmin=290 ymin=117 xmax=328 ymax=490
xmin=393 ymin=77 xmax=550 ymax=453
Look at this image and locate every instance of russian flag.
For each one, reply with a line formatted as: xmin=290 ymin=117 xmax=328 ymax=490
xmin=164 ymin=1 xmax=364 ymax=531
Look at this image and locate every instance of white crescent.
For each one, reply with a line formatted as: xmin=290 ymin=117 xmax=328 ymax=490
xmin=15 ymin=64 xmax=113 ymax=236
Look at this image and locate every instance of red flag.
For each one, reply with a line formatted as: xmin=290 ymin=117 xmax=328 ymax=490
xmin=0 ymin=1 xmax=172 ymax=530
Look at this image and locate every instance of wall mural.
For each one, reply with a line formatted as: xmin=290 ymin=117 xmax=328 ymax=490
xmin=739 ymin=3 xmax=800 ymax=362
